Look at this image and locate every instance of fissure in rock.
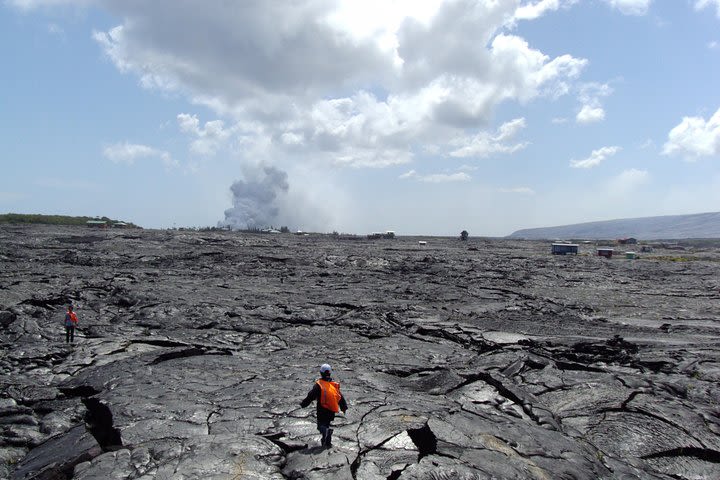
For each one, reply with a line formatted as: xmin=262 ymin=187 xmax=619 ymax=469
xmin=149 ymin=346 xmax=232 ymax=365
xmin=641 ymin=447 xmax=720 ymax=463
xmin=407 ymin=423 xmax=437 ymax=461
xmin=59 ymin=385 xmax=101 ymax=398
xmin=82 ymin=398 xmax=123 ymax=451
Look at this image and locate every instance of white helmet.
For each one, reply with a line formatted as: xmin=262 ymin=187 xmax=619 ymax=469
xmin=319 ymin=364 xmax=332 ymax=374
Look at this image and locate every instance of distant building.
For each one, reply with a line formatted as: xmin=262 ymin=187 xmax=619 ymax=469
xmin=86 ymin=220 xmax=107 ymax=228
xmin=551 ymin=243 xmax=579 ymax=255
xmin=617 ymin=237 xmax=638 ymax=245
xmin=368 ymin=231 xmax=396 ymax=240
xmin=597 ymin=247 xmax=614 ymax=258
xmin=112 ymin=222 xmax=128 ymax=228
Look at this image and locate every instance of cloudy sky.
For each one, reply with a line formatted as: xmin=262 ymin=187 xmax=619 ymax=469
xmin=2 ymin=0 xmax=719 ymax=235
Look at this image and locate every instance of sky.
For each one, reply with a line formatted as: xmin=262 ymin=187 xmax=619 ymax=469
xmin=1 ymin=0 xmax=719 ymax=236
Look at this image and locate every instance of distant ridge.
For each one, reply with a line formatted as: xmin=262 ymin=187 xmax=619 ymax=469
xmin=0 ymin=213 xmax=138 ymax=228
xmin=507 ymin=212 xmax=720 ymax=240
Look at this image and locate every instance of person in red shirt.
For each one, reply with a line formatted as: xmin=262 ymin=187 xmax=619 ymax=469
xmin=300 ymin=364 xmax=348 ymax=448
xmin=64 ymin=305 xmax=79 ymax=344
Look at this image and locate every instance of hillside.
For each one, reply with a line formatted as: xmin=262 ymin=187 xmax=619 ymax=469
xmin=508 ymin=211 xmax=720 ymax=240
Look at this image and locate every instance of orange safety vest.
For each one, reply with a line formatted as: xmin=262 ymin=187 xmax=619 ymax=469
xmin=65 ymin=312 xmax=78 ymax=326
xmin=316 ymin=379 xmax=341 ymax=413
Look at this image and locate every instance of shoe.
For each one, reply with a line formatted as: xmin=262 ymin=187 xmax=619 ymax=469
xmin=325 ymin=428 xmax=333 ymax=447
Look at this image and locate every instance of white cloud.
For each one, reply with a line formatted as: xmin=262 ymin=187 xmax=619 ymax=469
xmin=575 ymin=82 xmax=612 ymax=124
xmin=103 ymin=142 xmax=178 ymax=168
xmin=449 ymin=118 xmax=529 ymax=158
xmin=608 ymin=168 xmax=649 ymax=195
xmin=82 ymin=1 xmax=588 ymax=169
xmin=708 ymin=41 xmax=719 ymax=50
xmin=514 ymin=0 xmax=578 ymax=21
xmin=695 ymin=0 xmax=720 ymax=18
xmin=498 ymin=186 xmax=535 ymax=194
xmin=177 ymin=113 xmax=232 ymax=156
xmin=280 ymin=132 xmax=304 ymax=146
xmin=662 ymin=107 xmax=720 ymax=159
xmin=570 ymin=146 xmax=621 ymax=168
xmin=576 ymin=105 xmax=605 ymax=124
xmin=399 ymin=170 xmax=471 ymax=183
xmin=552 ymin=117 xmax=568 ymax=124
xmin=602 ymin=0 xmax=652 ymax=15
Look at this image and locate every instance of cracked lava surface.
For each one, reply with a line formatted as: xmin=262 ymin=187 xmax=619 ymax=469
xmin=2 ymin=225 xmax=720 ymax=479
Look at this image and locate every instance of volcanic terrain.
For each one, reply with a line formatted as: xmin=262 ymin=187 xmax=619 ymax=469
xmin=1 ymin=225 xmax=719 ymax=479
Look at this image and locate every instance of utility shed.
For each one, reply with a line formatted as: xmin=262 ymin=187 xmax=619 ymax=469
xmin=551 ymin=243 xmax=578 ymax=255
xmin=597 ymin=248 xmax=614 ymax=258
xmin=86 ymin=220 xmax=107 ymax=228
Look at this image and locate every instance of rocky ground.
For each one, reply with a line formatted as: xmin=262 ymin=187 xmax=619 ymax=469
xmin=1 ymin=225 xmax=719 ymax=479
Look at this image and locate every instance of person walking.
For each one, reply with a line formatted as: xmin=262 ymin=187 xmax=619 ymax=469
xmin=300 ymin=363 xmax=348 ymax=448
xmin=64 ymin=305 xmax=78 ymax=343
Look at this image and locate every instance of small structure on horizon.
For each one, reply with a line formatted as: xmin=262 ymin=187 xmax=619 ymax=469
xmin=617 ymin=237 xmax=638 ymax=245
xmin=597 ymin=247 xmax=614 ymax=258
xmin=112 ymin=222 xmax=128 ymax=228
xmin=551 ymin=243 xmax=579 ymax=255
xmin=460 ymin=230 xmax=469 ymax=241
xmin=368 ymin=231 xmax=396 ymax=240
xmin=625 ymin=251 xmax=638 ymax=260
xmin=86 ymin=220 xmax=107 ymax=228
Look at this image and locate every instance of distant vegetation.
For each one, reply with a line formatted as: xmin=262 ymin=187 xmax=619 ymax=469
xmin=0 ymin=213 xmax=138 ymax=227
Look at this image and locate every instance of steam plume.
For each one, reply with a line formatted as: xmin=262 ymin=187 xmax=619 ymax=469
xmin=221 ymin=165 xmax=289 ymax=230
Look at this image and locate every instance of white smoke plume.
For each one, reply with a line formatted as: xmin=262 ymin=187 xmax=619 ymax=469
xmin=221 ymin=165 xmax=289 ymax=230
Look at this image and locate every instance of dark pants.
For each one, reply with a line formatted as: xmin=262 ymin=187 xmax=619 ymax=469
xmin=65 ymin=326 xmax=75 ymax=343
xmin=318 ymin=422 xmax=333 ymax=446
xmin=316 ymin=407 xmax=336 ymax=446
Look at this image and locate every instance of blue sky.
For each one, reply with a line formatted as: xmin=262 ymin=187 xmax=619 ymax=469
xmin=1 ymin=0 xmax=719 ymax=235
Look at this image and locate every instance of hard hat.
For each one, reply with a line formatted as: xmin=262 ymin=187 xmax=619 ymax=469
xmin=319 ymin=364 xmax=332 ymax=373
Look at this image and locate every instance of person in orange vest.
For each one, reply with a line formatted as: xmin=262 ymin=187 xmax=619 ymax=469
xmin=300 ymin=363 xmax=348 ymax=448
xmin=64 ymin=305 xmax=79 ymax=343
